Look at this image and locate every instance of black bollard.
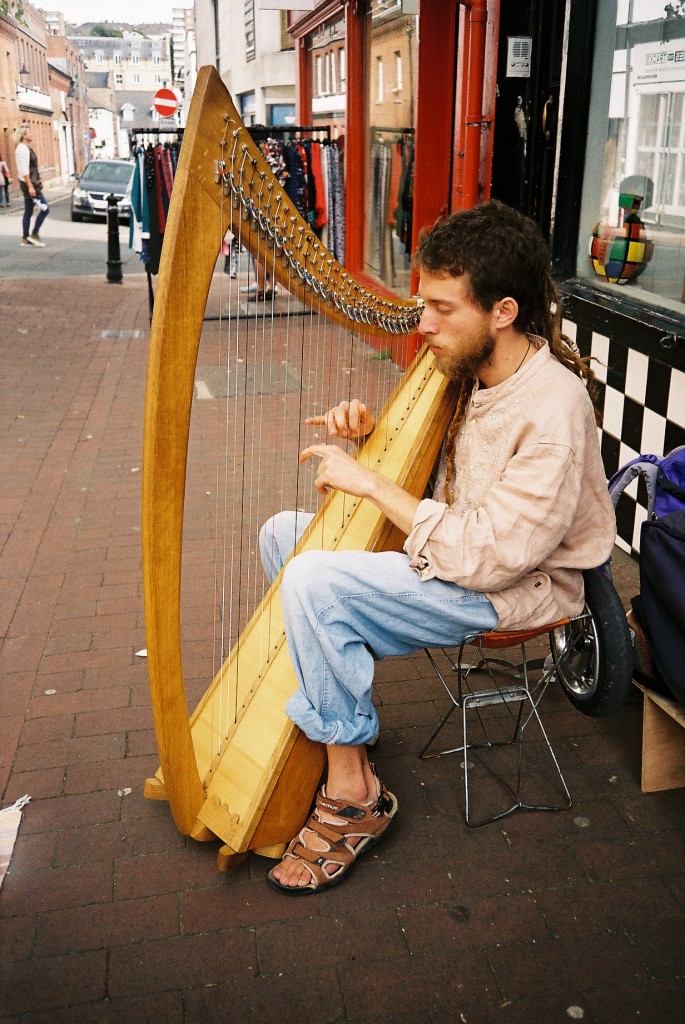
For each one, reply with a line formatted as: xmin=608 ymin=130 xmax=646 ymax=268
xmin=106 ymin=193 xmax=123 ymax=284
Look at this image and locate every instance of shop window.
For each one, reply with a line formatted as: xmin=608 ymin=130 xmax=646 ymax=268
xmin=578 ymin=0 xmax=685 ymax=312
xmin=364 ymin=1 xmax=417 ymax=294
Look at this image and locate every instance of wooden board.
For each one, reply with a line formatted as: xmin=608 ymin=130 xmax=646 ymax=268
xmin=634 ymin=682 xmax=685 ymax=793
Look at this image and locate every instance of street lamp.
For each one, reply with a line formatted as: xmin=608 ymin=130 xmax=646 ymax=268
xmin=18 ymin=64 xmax=29 ymax=89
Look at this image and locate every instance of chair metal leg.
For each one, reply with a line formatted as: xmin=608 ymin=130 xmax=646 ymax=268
xmin=420 ymin=636 xmax=572 ymax=826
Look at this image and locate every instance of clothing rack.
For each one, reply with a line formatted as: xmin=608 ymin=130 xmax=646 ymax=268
xmin=128 ymin=128 xmax=184 ymax=322
xmin=129 ymin=127 xmax=185 ymax=140
xmin=249 ymin=124 xmax=332 ymax=141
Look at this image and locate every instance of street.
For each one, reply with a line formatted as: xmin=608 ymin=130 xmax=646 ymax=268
xmin=0 ymin=184 xmax=145 ymax=280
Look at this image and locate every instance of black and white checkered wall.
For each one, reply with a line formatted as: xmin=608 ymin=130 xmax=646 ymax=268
xmin=563 ymin=318 xmax=685 ymax=556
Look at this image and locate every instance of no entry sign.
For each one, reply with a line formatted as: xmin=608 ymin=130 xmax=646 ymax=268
xmin=152 ymin=88 xmax=179 ymax=118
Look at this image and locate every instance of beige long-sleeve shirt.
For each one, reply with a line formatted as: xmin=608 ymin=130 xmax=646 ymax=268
xmin=403 ymin=338 xmax=616 ymax=631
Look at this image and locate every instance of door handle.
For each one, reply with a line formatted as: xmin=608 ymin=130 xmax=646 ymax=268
xmin=542 ymin=95 xmax=554 ymax=140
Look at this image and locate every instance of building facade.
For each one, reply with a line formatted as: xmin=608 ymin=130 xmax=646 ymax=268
xmin=1 ymin=2 xmax=90 ymax=186
xmin=46 ymin=32 xmax=89 ymax=175
xmin=70 ymin=32 xmax=173 ymax=94
xmin=194 ymin=0 xmax=296 ymax=127
xmin=83 ymin=69 xmax=122 ymax=159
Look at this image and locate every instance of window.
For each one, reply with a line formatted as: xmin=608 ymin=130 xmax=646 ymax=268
xmin=154 ymin=55 xmax=160 ymax=65
xmin=329 ymin=51 xmax=337 ymax=94
xmin=245 ymin=0 xmax=256 ymax=62
xmin=95 ymin=51 xmax=103 ymax=65
xmin=307 ymin=17 xmax=346 ymax=136
xmin=115 ymin=73 xmax=123 ymax=86
xmin=131 ymin=54 xmax=139 ymax=65
xmin=578 ymin=0 xmax=685 ymax=311
xmin=269 ymin=103 xmax=296 ymax=127
xmin=114 ymin=53 xmax=121 ymax=64
xmin=240 ymin=91 xmax=256 ymax=127
xmin=364 ymin=4 xmax=418 ymax=293
xmin=133 ymin=73 xmax=140 ymax=84
xmin=154 ymin=74 xmax=162 ymax=84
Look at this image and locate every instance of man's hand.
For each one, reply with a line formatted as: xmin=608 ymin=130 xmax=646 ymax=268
xmin=299 ymin=443 xmax=376 ymax=497
xmin=299 ymin=441 xmax=420 ymax=536
xmin=305 ymin=399 xmax=375 ymax=440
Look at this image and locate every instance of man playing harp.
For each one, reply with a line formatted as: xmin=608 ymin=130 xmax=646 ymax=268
xmin=259 ymin=201 xmax=616 ymax=895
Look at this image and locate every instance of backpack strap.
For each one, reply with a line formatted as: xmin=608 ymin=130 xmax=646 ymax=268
xmin=607 ymin=458 xmax=659 ymax=516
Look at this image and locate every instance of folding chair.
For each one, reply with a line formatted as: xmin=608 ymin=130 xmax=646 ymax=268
xmin=419 ymin=617 xmax=578 ymax=827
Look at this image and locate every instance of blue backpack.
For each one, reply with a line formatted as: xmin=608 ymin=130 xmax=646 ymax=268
xmin=607 ymin=446 xmax=685 ymax=705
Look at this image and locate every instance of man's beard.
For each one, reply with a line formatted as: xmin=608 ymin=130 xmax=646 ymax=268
xmin=436 ymin=329 xmax=496 ymax=381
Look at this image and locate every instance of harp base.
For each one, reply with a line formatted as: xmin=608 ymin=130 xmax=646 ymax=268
xmin=216 ymin=843 xmax=286 ymax=873
xmin=144 ymin=776 xmax=168 ymax=800
xmin=216 ymin=846 xmax=249 ymax=873
xmin=143 ymin=776 xmax=216 ymax=842
xmin=252 ymin=843 xmax=288 ymax=860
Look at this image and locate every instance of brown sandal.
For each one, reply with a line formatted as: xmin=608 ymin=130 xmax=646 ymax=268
xmin=267 ymin=770 xmax=398 ymax=895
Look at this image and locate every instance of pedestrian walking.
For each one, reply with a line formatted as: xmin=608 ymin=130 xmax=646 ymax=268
xmin=0 ymin=152 xmax=11 ymax=206
xmin=13 ymin=124 xmax=49 ymax=246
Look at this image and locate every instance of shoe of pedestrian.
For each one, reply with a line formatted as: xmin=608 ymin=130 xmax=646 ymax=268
xmin=21 ymin=236 xmax=35 ymax=246
xmin=30 ymin=233 xmax=46 ymax=247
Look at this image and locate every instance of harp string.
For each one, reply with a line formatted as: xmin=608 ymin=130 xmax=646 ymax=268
xmin=199 ymin=116 xmax=418 ymax=764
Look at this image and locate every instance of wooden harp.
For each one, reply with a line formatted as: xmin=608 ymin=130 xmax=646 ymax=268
xmin=142 ymin=65 xmax=458 ymax=870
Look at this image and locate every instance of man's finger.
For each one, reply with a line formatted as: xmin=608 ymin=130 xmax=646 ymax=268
xmin=299 ymin=443 xmax=327 ymax=464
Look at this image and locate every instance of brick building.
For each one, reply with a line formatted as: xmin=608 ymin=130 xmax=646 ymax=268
xmin=0 ymin=0 xmax=85 ymax=187
xmin=46 ymin=32 xmax=90 ymax=175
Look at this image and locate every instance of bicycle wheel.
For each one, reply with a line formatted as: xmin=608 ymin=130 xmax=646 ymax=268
xmin=551 ymin=568 xmax=633 ymax=717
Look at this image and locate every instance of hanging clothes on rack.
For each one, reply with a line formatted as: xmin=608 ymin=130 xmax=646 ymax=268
xmin=128 ymin=129 xmax=183 ymax=317
xmin=249 ymin=126 xmax=345 ymax=263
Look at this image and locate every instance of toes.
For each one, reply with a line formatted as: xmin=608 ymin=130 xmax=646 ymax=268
xmin=272 ymin=857 xmax=310 ymax=888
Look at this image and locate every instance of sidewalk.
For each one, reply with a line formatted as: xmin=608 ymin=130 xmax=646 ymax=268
xmin=0 ymin=273 xmax=684 ymax=1023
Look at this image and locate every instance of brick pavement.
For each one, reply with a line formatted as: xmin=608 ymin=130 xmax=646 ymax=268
xmin=1 ymin=274 xmax=684 ymax=1023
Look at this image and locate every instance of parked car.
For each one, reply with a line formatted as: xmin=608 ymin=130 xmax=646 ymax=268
xmin=71 ymin=159 xmax=134 ymax=222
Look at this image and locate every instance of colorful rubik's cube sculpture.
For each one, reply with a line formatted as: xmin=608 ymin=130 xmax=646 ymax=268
xmin=589 ymin=192 xmax=654 ymax=284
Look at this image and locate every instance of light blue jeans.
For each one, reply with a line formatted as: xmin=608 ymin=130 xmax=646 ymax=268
xmin=259 ymin=511 xmax=499 ymax=746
